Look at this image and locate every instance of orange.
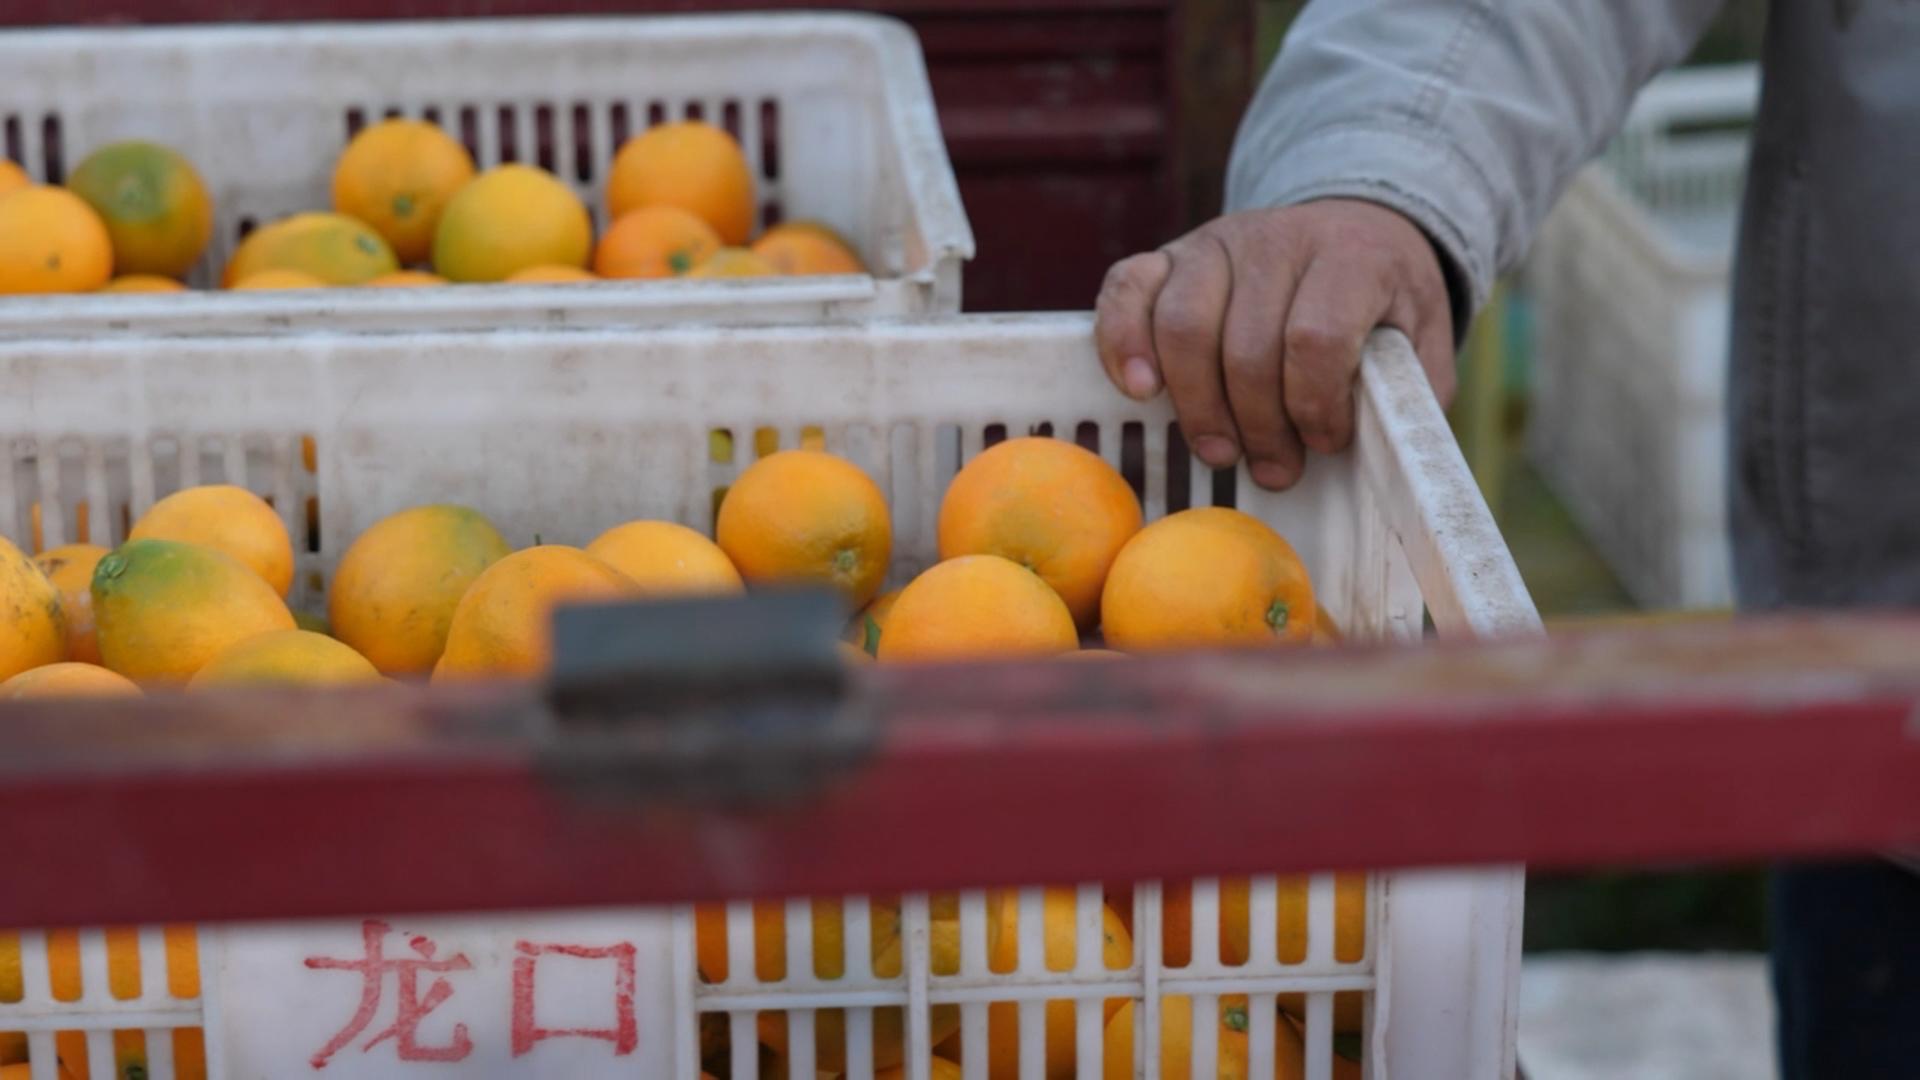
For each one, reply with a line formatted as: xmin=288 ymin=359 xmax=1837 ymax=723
xmin=100 ymin=274 xmax=187 ymax=293
xmin=229 ymin=269 xmax=326 ymax=290
xmin=0 ymin=160 xmax=27 ymax=198
xmin=843 ymin=587 xmax=902 ymax=657
xmin=328 ymin=504 xmax=513 ymax=675
xmin=433 ymin=164 xmax=591 ymax=283
xmin=222 ymin=211 xmax=398 ymax=287
xmin=332 ymin=118 xmax=476 ymax=264
xmin=130 ymin=484 xmax=295 ymax=596
xmin=505 ymin=263 xmax=598 ymax=284
xmin=1101 ymin=508 xmax=1315 ymax=650
xmin=432 ymin=546 xmax=637 ymax=680
xmin=0 ymin=186 xmax=113 ymax=294
xmin=0 ymin=1061 xmax=75 ymax=1079
xmin=715 ymin=450 xmax=891 ymax=609
xmin=65 ymin=141 xmax=213 ymax=279
xmin=188 ymin=629 xmax=383 ymax=689
xmin=592 ymin=206 xmax=720 ymax=279
xmin=938 ymin=436 xmax=1142 ymax=629
xmin=0 ymin=661 xmax=140 ymax=699
xmin=1102 ymin=995 xmax=1321 ymax=1080
xmin=686 ymin=247 xmax=776 ymax=278
xmin=878 ymin=555 xmax=1078 ymax=662
xmin=33 ymin=544 xmax=108 ymax=664
xmin=0 ymin=535 xmax=65 ymax=683
xmin=1068 ymin=648 xmax=1126 ymax=660
xmin=878 ymin=1060 xmax=963 ymax=1080
xmin=971 ymin=888 xmax=1131 ymax=1079
xmin=720 ymin=900 xmax=963 ymax=1072
xmin=585 ymin=520 xmax=743 ymax=598
xmin=1159 ymin=874 xmax=1368 ymax=1033
xmin=91 ymin=539 xmax=295 ymax=684
xmin=364 ymin=270 xmax=447 ymax=287
xmin=752 ymin=220 xmax=866 ymax=275
xmin=606 ymin=120 xmax=755 ymax=245
xmin=0 ymin=924 xmax=207 ymax=1080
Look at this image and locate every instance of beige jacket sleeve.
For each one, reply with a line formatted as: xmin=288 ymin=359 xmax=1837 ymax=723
xmin=1227 ymin=0 xmax=1727 ymax=313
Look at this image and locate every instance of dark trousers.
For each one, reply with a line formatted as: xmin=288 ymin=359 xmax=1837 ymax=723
xmin=1772 ymin=861 xmax=1920 ymax=1079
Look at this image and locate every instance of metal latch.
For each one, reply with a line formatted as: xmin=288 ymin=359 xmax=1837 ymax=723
xmin=540 ymin=587 xmax=875 ymax=804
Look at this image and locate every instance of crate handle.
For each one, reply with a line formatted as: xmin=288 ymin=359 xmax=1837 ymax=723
xmin=539 ymin=587 xmax=876 ymax=805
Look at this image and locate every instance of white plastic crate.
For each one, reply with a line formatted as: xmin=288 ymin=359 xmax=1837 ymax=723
xmin=0 ymin=13 xmax=972 ymax=338
xmin=1521 ymin=64 xmax=1759 ymax=610
xmin=0 ymin=313 xmax=1535 ymax=1078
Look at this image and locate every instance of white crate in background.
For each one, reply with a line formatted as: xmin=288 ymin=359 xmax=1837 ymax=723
xmin=0 ymin=314 xmax=1536 ymax=1079
xmin=0 ymin=14 xmax=972 ymax=339
xmin=1521 ymin=64 xmax=1759 ymax=610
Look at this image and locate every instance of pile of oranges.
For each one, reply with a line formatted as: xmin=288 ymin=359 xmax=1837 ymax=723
xmin=0 ymin=118 xmax=863 ymax=296
xmin=0 ymin=436 xmax=1347 ymax=1079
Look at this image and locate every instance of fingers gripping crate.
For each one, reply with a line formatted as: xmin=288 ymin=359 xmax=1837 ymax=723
xmin=0 ymin=14 xmax=972 ymax=339
xmin=0 ymin=314 xmax=1534 ymax=1078
xmin=1519 ymin=64 xmax=1758 ymax=610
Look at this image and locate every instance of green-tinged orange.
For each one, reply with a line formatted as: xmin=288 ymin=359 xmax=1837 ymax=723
xmin=91 ymin=539 xmax=294 ymax=684
xmin=222 ymin=212 xmax=398 ymax=287
xmin=65 ymin=140 xmax=213 ymax=278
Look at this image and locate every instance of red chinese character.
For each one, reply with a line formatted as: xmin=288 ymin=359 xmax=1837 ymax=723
xmin=305 ymin=919 xmax=475 ymax=1069
xmin=511 ymin=941 xmax=638 ymax=1057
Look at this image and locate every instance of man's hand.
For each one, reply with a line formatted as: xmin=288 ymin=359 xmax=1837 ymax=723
xmin=1094 ymin=198 xmax=1456 ymax=491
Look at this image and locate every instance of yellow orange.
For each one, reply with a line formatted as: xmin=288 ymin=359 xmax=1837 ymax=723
xmin=33 ymin=543 xmax=108 ymax=664
xmin=0 ymin=186 xmax=113 ymax=294
xmin=1102 ymin=995 xmax=1321 ymax=1080
xmin=130 ymin=484 xmax=295 ymax=596
xmin=332 ymin=118 xmax=477 ymax=264
xmin=0 ymin=160 xmax=27 ymax=198
xmin=364 ymin=270 xmax=447 ymax=287
xmin=973 ymin=888 xmax=1132 ymax=1078
xmin=3 ymin=924 xmax=206 ymax=1080
xmin=752 ymin=220 xmax=866 ymax=275
xmin=1159 ymin=874 xmax=1368 ymax=1033
xmin=585 ymin=520 xmax=743 ymax=598
xmin=328 ymin=504 xmax=513 ymax=675
xmin=230 ymin=268 xmax=326 ymax=290
xmin=878 ymin=555 xmax=1078 ymax=662
xmin=100 ymin=274 xmax=187 ymax=293
xmin=433 ymin=546 xmax=637 ymax=680
xmin=0 ymin=661 xmax=140 ymax=699
xmin=91 ymin=539 xmax=295 ymax=684
xmin=65 ymin=140 xmax=213 ymax=279
xmin=592 ymin=206 xmax=720 ymax=279
xmin=939 ymin=436 xmax=1142 ymax=628
xmin=0 ymin=535 xmax=65 ymax=682
xmin=433 ymin=164 xmax=591 ymax=283
xmin=1102 ymin=508 xmax=1315 ymax=650
xmin=505 ymin=263 xmax=598 ymax=284
xmin=725 ymin=900 xmax=963 ymax=1072
xmin=715 ymin=450 xmax=891 ymax=609
xmin=686 ymin=247 xmax=776 ymax=278
xmin=188 ymin=629 xmax=383 ymax=689
xmin=607 ymin=120 xmax=755 ymax=244
xmin=222 ymin=211 xmax=398 ymax=287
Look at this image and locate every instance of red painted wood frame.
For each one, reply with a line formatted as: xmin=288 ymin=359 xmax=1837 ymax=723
xmin=0 ymin=1 xmax=1260 ymax=312
xmin=1 ymin=615 xmax=1917 ymax=929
